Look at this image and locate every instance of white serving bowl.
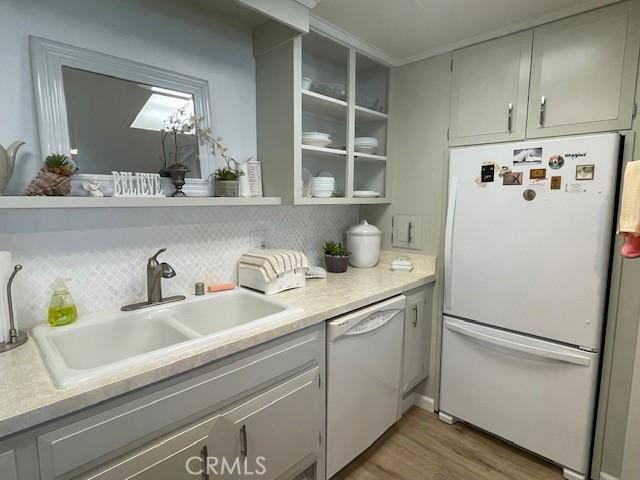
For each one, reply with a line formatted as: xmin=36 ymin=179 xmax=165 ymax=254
xmin=311 ymin=189 xmax=334 ymax=198
xmin=303 ymin=131 xmax=330 ymax=138
xmin=354 ymin=136 xmax=378 ymax=144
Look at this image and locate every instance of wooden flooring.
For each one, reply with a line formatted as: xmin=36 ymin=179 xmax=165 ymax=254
xmin=333 ymin=407 xmax=564 ymax=480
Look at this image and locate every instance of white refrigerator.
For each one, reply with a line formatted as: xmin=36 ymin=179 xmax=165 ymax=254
xmin=440 ymin=133 xmax=620 ymax=480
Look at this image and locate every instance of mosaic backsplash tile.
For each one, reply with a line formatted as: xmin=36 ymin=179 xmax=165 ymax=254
xmin=0 ymin=205 xmax=359 ymax=329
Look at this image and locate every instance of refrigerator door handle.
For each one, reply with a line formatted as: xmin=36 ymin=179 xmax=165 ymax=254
xmin=444 ymin=177 xmax=458 ymax=310
xmin=445 ymin=320 xmax=592 ymax=367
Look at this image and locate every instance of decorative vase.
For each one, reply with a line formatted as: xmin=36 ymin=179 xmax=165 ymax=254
xmin=215 ymin=180 xmax=240 ymax=197
xmin=0 ymin=141 xmax=25 ymax=195
xmin=324 ymin=255 xmax=349 ymax=273
xmin=168 ymin=164 xmax=189 ymax=197
xmin=24 ymin=169 xmax=72 ymax=196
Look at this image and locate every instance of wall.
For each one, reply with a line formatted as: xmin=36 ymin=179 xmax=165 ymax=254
xmin=0 ymin=0 xmax=257 ymax=194
xmin=0 ymin=205 xmax=359 ymax=329
xmin=361 ymin=52 xmax=452 ymax=400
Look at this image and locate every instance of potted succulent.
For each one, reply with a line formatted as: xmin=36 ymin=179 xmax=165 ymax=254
xmin=323 ymin=241 xmax=350 ymax=273
xmin=24 ymin=153 xmax=78 ymax=196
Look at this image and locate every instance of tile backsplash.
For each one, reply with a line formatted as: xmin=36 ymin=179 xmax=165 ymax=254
xmin=0 ymin=205 xmax=359 ymax=328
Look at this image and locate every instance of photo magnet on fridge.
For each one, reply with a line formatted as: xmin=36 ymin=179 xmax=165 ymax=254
xmin=513 ymin=147 xmax=542 ymax=165
xmin=529 ymin=168 xmax=546 ymax=180
xmin=548 ymin=155 xmax=565 ymax=169
xmin=481 ymin=164 xmax=495 ymax=183
xmin=502 ymin=171 xmax=522 ymax=186
xmin=551 ymin=176 xmax=562 ymax=190
xmin=576 ymin=164 xmax=595 ymax=180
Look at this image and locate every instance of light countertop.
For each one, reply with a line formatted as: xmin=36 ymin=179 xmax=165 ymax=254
xmin=0 ymin=251 xmax=436 ymax=438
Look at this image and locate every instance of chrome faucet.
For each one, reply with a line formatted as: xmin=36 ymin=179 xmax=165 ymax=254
xmin=122 ymin=248 xmax=186 ymax=311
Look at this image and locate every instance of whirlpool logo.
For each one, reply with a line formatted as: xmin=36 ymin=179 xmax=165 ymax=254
xmin=185 ymin=455 xmax=267 ymax=476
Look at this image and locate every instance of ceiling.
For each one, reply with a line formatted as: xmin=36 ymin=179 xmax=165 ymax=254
xmin=312 ymin=0 xmax=620 ymax=65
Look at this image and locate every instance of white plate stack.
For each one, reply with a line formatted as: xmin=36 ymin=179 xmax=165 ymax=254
xmin=311 ymin=177 xmax=335 ymax=198
xmin=354 ymin=137 xmax=379 ymax=154
xmin=303 ymin=132 xmax=332 ymax=148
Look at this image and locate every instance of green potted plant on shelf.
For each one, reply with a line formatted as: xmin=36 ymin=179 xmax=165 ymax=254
xmin=211 ymin=137 xmax=243 ymax=198
xmin=24 ymin=153 xmax=78 ymax=196
xmin=323 ymin=240 xmax=350 ymax=273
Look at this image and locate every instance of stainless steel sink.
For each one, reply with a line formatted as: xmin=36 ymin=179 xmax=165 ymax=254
xmin=32 ymin=289 xmax=302 ymax=389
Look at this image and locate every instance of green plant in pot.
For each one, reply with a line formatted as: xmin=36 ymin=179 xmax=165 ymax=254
xmin=212 ymin=138 xmax=243 ymax=198
xmin=323 ymin=241 xmax=350 ymax=273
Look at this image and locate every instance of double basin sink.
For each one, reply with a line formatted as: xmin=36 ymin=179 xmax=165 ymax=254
xmin=32 ymin=289 xmax=302 ymax=389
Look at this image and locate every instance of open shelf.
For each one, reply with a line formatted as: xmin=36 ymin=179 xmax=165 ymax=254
xmin=355 ymin=105 xmax=388 ymax=121
xmin=302 ymin=90 xmax=348 ymax=121
xmin=301 ymin=144 xmax=347 ymax=156
xmin=354 ymin=152 xmax=387 ymax=161
xmin=0 ymin=196 xmax=282 ymax=209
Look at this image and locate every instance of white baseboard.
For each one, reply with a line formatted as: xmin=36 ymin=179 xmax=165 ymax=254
xmin=413 ymin=394 xmax=435 ymax=413
xmin=401 ymin=393 xmax=416 ymax=414
xmin=599 ymin=472 xmax=620 ymax=480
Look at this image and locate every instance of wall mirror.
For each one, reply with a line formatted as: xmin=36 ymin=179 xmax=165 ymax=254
xmin=30 ymin=36 xmax=215 ymax=195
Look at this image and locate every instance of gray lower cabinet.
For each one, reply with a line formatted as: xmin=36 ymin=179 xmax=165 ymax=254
xmin=81 ymin=367 xmax=320 ymax=480
xmin=401 ymin=286 xmax=433 ymax=394
xmin=0 ymin=449 xmax=19 ymax=480
xmin=527 ymin=1 xmax=640 ymax=138
xmin=30 ymin=324 xmax=325 ymax=480
xmin=449 ymin=31 xmax=532 ymax=146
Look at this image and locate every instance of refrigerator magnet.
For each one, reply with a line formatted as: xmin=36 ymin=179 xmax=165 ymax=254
xmin=550 ymin=176 xmax=562 ymax=190
xmin=502 ymin=171 xmax=522 ymax=186
xmin=549 ymin=155 xmax=565 ymax=169
xmin=523 ymin=189 xmax=536 ymax=201
xmin=513 ymin=147 xmax=542 ymax=165
xmin=566 ymin=183 xmax=587 ymax=193
xmin=576 ymin=164 xmax=594 ymax=180
xmin=529 ymin=168 xmax=546 ymax=180
xmin=481 ymin=164 xmax=495 ymax=183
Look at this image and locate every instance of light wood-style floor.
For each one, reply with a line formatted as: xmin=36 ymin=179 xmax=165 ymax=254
xmin=333 ymin=407 xmax=564 ymax=480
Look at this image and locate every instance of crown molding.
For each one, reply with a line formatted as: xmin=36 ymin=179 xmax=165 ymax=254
xmin=311 ymin=0 xmax=621 ymax=67
xmin=309 ymin=13 xmax=400 ymax=66
xmin=295 ymin=0 xmax=320 ymax=9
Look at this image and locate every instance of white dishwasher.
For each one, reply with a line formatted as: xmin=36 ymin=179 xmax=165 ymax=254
xmin=326 ymin=295 xmax=406 ymax=478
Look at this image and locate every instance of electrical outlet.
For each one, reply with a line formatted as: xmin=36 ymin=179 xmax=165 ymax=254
xmin=250 ymin=230 xmax=268 ymax=249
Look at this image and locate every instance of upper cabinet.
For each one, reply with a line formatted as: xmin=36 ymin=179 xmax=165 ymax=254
xmin=449 ymin=31 xmax=532 ymax=146
xmin=527 ymin=1 xmax=640 ymax=138
xmin=257 ymin=31 xmax=391 ymax=205
xmin=449 ymin=1 xmax=640 ymax=146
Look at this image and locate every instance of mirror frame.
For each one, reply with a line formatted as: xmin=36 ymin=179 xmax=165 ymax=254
xmin=29 ymin=36 xmax=216 ymax=181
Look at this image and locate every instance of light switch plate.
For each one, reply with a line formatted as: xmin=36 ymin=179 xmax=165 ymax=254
xmin=392 ymin=215 xmax=422 ymax=250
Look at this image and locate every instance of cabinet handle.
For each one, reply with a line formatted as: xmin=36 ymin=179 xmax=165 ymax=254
xmin=412 ymin=305 xmax=418 ymax=328
xmin=200 ymin=445 xmax=210 ymax=480
xmin=539 ymin=96 xmax=546 ymax=126
xmin=240 ymin=424 xmax=248 ymax=457
xmin=408 ymin=222 xmax=413 ymax=244
xmin=507 ymin=103 xmax=513 ymax=131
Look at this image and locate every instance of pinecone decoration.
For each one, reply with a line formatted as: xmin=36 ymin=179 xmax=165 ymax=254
xmin=24 ymin=154 xmax=78 ymax=196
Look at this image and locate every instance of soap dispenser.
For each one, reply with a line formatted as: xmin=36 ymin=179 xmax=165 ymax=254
xmin=48 ymin=279 xmax=77 ymax=327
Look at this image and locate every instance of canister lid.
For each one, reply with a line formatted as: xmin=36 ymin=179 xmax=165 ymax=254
xmin=346 ymin=220 xmax=382 ymax=237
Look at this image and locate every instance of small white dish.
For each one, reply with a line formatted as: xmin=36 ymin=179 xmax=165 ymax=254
xmin=353 ymin=190 xmax=381 ymax=198
xmin=312 ymin=190 xmax=334 ymax=198
xmin=302 ymin=77 xmax=313 ymax=90
xmin=316 ymin=170 xmax=334 ymax=177
xmin=303 ymin=138 xmax=332 ymax=148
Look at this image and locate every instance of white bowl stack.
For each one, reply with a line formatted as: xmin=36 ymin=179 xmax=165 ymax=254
xmin=310 ymin=176 xmax=335 ymax=198
xmin=303 ymin=132 xmax=332 ymax=148
xmin=354 ymin=137 xmax=379 ymax=154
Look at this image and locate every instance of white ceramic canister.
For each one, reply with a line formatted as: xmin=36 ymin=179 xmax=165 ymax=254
xmin=346 ymin=220 xmax=382 ymax=268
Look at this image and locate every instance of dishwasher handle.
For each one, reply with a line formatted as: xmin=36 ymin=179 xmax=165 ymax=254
xmin=328 ymin=295 xmax=406 ymax=342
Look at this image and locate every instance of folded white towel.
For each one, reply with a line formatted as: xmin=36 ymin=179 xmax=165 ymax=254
xmin=239 ymin=249 xmax=309 ymax=282
xmin=618 ymin=161 xmax=640 ymax=234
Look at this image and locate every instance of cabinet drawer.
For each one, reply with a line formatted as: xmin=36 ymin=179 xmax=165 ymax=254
xmin=0 ymin=450 xmax=18 ymax=480
xmin=81 ymin=367 xmax=321 ymax=480
xmin=38 ymin=326 xmax=323 ymax=479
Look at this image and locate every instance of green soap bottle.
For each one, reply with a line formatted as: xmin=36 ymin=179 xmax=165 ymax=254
xmin=48 ymin=279 xmax=77 ymax=327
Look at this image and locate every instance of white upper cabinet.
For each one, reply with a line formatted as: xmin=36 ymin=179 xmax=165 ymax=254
xmin=449 ymin=31 xmax=532 ymax=146
xmin=527 ymin=2 xmax=640 ymax=138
